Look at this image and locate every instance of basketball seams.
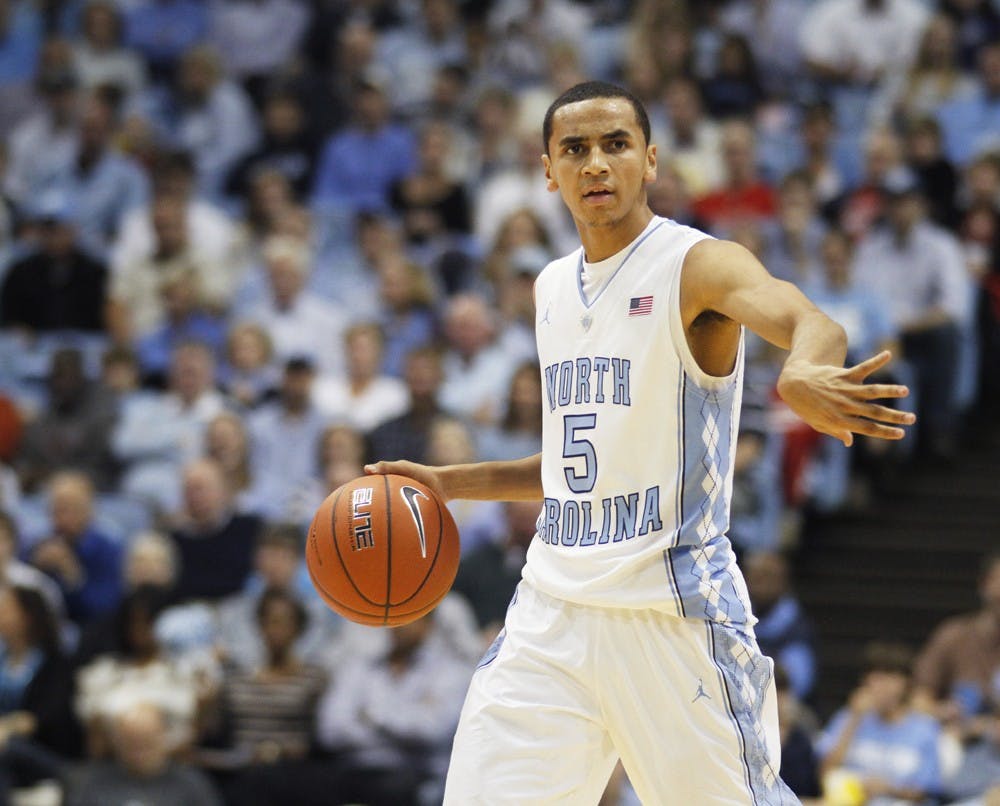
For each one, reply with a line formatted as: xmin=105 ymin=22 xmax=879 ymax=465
xmin=329 ymin=483 xmax=383 ymax=608
xmin=383 ymin=474 xmax=392 ymax=626
xmin=388 ymin=480 xmax=447 ymax=607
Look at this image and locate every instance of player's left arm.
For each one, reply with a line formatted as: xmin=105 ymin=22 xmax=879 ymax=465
xmin=682 ymin=238 xmax=915 ymax=447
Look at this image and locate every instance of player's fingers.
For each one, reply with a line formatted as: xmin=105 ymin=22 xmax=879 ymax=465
xmin=845 ymin=402 xmax=917 ymax=426
xmin=364 ymin=461 xmax=398 ymax=475
xmin=851 ymin=383 xmax=910 ymax=400
xmin=840 ymin=415 xmax=907 ymax=441
xmin=844 ymin=350 xmax=892 ymax=381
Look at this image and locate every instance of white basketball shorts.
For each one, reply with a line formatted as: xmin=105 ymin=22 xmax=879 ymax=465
xmin=443 ymin=581 xmax=799 ymax=805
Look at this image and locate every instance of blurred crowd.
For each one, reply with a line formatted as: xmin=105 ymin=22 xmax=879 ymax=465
xmin=0 ymin=0 xmax=997 ymax=802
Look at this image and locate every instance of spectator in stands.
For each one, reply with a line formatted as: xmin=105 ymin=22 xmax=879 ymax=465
xmin=311 ymin=76 xmax=416 ymax=216
xmin=0 ymin=510 xmax=62 ymax=614
xmin=375 ymin=253 xmax=438 ymax=378
xmin=651 ymin=77 xmax=722 ymax=201
xmin=110 ymin=150 xmax=238 ymax=300
xmin=0 ymin=191 xmax=107 ymax=333
xmin=718 ymin=0 xmax=809 ymax=98
xmin=240 ymin=235 xmax=348 ymax=378
xmin=71 ymin=1 xmax=147 ymax=101
xmin=702 ymin=33 xmax=764 ymax=119
xmin=4 ymin=65 xmax=80 ymax=207
xmin=853 ymin=168 xmax=970 ymax=458
xmin=55 ymin=91 xmax=149 ymax=258
xmin=466 ymin=86 xmax=519 ymax=184
xmin=214 ymin=524 xmax=339 ymax=672
xmin=476 ymin=360 xmax=542 ymax=462
xmin=68 ymin=701 xmax=220 ymax=806
xmin=817 ymin=642 xmax=943 ymax=804
xmin=203 ymin=412 xmax=255 ymax=514
xmin=140 ymin=44 xmax=259 ymax=197
xmin=107 ymin=193 xmax=231 ymax=345
xmin=745 ymin=551 xmax=817 ymax=701
xmin=29 ymin=471 xmax=123 ymax=624
xmin=438 ymin=292 xmax=523 ymax=426
xmin=311 ymin=611 xmax=471 ymax=806
xmin=225 ymin=90 xmax=319 ymax=202
xmin=376 ymin=0 xmax=466 ymax=116
xmin=692 ymin=119 xmax=776 ymax=233
xmin=112 ymin=340 xmax=225 ymax=512
xmin=312 ymin=323 xmax=407 ymax=434
xmin=170 ymin=458 xmax=262 ymax=602
xmin=389 ymin=119 xmax=472 ymax=249
xmin=905 ymin=116 xmax=960 ymax=229
xmin=799 ymin=0 xmax=928 ymax=89
xmin=826 ymin=127 xmax=903 ymax=241
xmin=0 ymin=585 xmax=81 ymax=800
xmin=207 ymin=0 xmax=309 ymax=101
xmin=135 ymin=266 xmax=227 ymax=382
xmin=18 ymin=348 xmax=118 ymax=494
xmin=453 ymin=499 xmax=538 ymax=640
xmin=203 ymin=587 xmax=327 ymax=802
xmin=937 ymin=41 xmax=1000 ymax=166
xmin=215 ymin=323 xmax=275 ymax=412
xmin=76 ymin=585 xmax=205 ymax=757
xmin=888 ymin=14 xmax=975 ymax=129
xmin=761 ymin=171 xmax=827 ymax=288
xmin=245 ymin=357 xmax=326 ymax=522
xmin=940 ymin=0 xmax=1000 ymax=71
xmin=796 ymin=101 xmax=845 ymax=208
xmin=367 ymin=346 xmax=447 ymax=465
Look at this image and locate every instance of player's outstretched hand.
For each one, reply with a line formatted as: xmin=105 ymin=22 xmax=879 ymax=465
xmin=776 ymin=350 xmax=916 ymax=447
xmin=364 ymin=459 xmax=450 ymax=502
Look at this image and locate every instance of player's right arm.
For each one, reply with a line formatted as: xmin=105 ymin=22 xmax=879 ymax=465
xmin=365 ymin=453 xmax=542 ymax=503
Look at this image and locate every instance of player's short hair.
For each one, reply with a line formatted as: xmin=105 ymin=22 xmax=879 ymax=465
xmin=542 ymin=81 xmax=651 ymax=155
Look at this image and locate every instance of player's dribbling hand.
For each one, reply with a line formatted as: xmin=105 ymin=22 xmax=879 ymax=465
xmin=364 ymin=459 xmax=450 ymax=502
xmin=776 ymin=350 xmax=916 ymax=447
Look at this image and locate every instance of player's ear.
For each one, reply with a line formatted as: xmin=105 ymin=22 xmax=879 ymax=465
xmin=644 ymin=144 xmax=657 ymax=184
xmin=542 ymin=154 xmax=558 ymax=192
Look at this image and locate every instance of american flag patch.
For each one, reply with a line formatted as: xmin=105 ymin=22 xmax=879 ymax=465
xmin=629 ymin=295 xmax=654 ymax=316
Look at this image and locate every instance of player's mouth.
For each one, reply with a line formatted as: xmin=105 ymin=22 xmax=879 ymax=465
xmin=582 ymin=187 xmax=614 ymax=205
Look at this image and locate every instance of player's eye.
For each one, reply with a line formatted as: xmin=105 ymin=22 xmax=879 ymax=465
xmin=609 ymin=140 xmax=628 ymax=151
xmin=565 ymin=144 xmax=582 ymax=155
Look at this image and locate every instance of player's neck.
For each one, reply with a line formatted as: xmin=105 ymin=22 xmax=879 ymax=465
xmin=578 ymin=207 xmax=655 ymax=263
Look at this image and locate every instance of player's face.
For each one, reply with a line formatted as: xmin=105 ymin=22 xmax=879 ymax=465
xmin=542 ymin=98 xmax=656 ymax=231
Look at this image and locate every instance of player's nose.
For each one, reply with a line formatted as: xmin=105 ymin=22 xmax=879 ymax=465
xmin=581 ymin=147 xmax=609 ymax=174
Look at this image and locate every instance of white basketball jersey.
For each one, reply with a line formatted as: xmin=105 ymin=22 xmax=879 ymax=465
xmin=524 ymin=216 xmax=755 ymax=629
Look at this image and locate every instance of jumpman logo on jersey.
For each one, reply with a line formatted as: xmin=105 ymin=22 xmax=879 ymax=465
xmin=581 ymin=313 xmax=593 ymax=332
xmin=539 ymin=303 xmax=552 ymax=325
xmin=691 ymin=679 xmax=712 ymax=703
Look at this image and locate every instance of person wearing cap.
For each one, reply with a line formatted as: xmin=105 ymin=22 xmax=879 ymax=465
xmin=0 ymin=190 xmax=107 ymax=333
xmin=852 ymin=168 xmax=972 ymax=458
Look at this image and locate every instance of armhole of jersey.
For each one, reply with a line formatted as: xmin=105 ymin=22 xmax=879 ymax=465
xmin=666 ymin=234 xmax=743 ymax=394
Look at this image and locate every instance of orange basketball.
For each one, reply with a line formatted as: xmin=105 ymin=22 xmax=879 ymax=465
xmin=305 ymin=474 xmax=460 ymax=627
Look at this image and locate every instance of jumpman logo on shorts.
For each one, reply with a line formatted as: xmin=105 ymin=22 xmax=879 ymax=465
xmin=692 ymin=679 xmax=712 ymax=703
xmin=539 ymin=303 xmax=552 ymax=325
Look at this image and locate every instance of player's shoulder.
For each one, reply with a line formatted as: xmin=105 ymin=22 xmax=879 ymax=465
xmin=926 ymin=610 xmax=989 ymax=646
xmin=534 ymin=246 xmax=581 ymax=287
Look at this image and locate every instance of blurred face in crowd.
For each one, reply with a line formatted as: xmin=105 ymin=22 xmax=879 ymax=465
xmin=259 ymin=594 xmax=303 ymax=659
xmin=50 ymin=474 xmax=94 ymax=539
xmin=504 ymin=500 xmax=541 ymax=549
xmin=320 ymin=425 xmax=365 ymax=468
xmin=151 ymin=197 xmax=187 ymax=257
xmin=82 ymin=1 xmax=121 ymax=49
xmin=390 ymin=613 xmax=434 ymax=657
xmin=125 ymin=535 xmax=176 ymax=590
xmin=169 ymin=344 xmax=214 ymax=403
xmin=863 ymin=668 xmax=910 ymax=717
xmin=178 ymin=48 xmax=218 ymax=104
xmin=182 ymin=460 xmax=229 ymax=525
xmin=444 ymin=295 xmax=495 ymax=358
xmin=886 ymin=192 xmax=924 ymax=234
xmin=114 ymin=705 xmax=170 ymax=778
xmin=404 ymin=351 xmax=443 ymax=399
xmin=720 ymin=121 xmax=756 ymax=186
xmin=356 ymin=85 xmax=388 ymax=131
xmin=427 ymin=417 xmax=475 ymax=465
xmin=980 ymin=43 xmax=1000 ymax=95
xmin=266 ymin=252 xmax=307 ymax=306
xmin=664 ymin=79 xmax=702 ymax=137
xmin=0 ymin=588 xmax=28 ymax=647
xmin=228 ymin=324 xmax=271 ymax=372
xmin=205 ymin=413 xmax=248 ymax=472
xmin=79 ymin=95 xmax=113 ymax=153
xmin=744 ymin=552 xmax=789 ymax=612
xmin=864 ymin=130 xmax=900 ymax=184
xmin=256 ymin=541 xmax=299 ymax=590
xmin=820 ymin=230 xmax=854 ymax=289
xmin=345 ymin=325 xmax=383 ymax=382
xmin=280 ymin=364 xmax=314 ymax=413
xmin=264 ymin=95 xmax=304 ymax=141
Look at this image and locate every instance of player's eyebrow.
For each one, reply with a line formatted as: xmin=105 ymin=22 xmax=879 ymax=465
xmin=600 ymin=129 xmax=631 ymax=141
xmin=558 ymin=130 xmax=633 ymax=148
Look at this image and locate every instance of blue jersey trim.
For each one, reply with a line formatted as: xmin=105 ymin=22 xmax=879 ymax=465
xmin=707 ymin=622 xmax=756 ymax=805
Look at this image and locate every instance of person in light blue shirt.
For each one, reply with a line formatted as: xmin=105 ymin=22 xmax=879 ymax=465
xmin=937 ymin=41 xmax=1000 ymax=166
xmin=817 ymin=642 xmax=943 ymax=804
xmin=311 ymin=77 xmax=416 ymax=216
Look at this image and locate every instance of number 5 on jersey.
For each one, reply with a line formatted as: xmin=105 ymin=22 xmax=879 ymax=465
xmin=563 ymin=414 xmax=597 ymax=493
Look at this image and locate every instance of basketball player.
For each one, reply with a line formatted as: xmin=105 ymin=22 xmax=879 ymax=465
xmin=366 ymin=81 xmax=914 ymax=804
